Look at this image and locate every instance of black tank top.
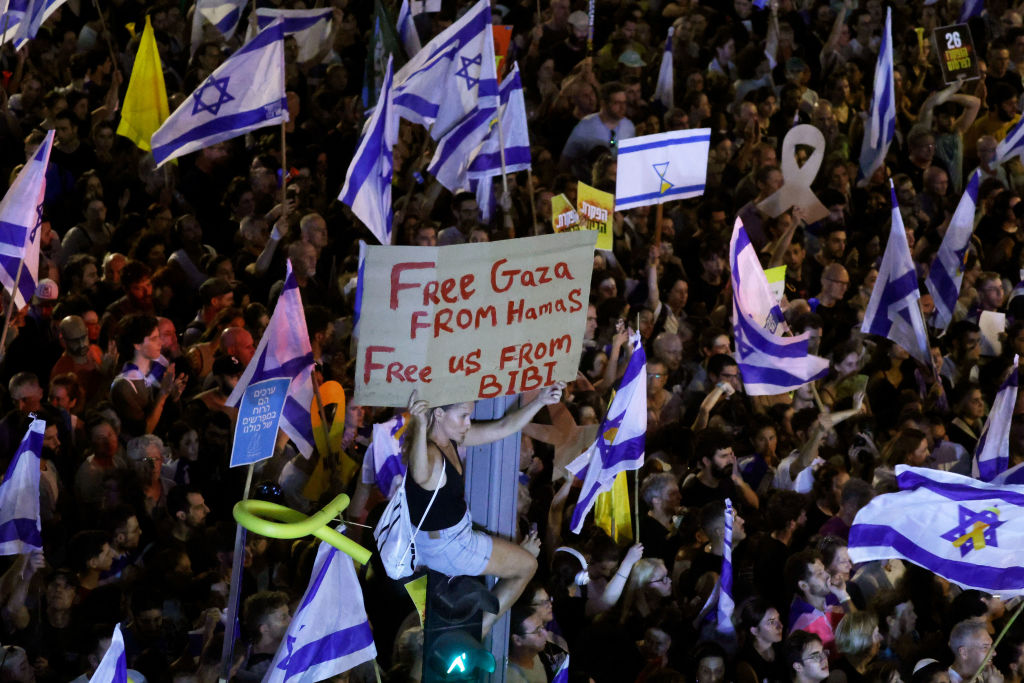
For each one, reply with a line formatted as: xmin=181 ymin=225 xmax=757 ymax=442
xmin=406 ymin=443 xmax=468 ymax=532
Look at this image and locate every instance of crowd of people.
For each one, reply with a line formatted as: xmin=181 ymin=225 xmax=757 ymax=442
xmin=2 ymin=0 xmax=1024 ymax=681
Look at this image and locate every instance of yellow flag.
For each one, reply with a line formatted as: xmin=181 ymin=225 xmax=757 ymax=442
xmin=117 ymin=15 xmax=169 ymax=151
xmin=594 ymin=470 xmax=633 ymax=543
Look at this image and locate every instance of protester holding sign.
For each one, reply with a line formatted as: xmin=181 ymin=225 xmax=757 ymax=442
xmin=406 ymin=382 xmax=563 ymax=637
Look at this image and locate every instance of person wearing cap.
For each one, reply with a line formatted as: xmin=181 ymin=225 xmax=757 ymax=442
xmin=560 ymin=81 xmax=635 ymax=180
xmin=182 ymin=278 xmax=235 ymax=348
xmin=0 ymin=278 xmax=64 ymax=388
xmin=548 ymin=10 xmax=589 ymax=77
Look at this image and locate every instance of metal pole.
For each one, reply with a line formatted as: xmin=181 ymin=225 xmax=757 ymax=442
xmin=219 ymin=463 xmax=255 ymax=682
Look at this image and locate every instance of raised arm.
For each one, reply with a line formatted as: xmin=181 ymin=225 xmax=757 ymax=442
xmin=407 ymin=392 xmax=433 ymax=487
xmin=464 ymin=382 xmax=565 ymax=446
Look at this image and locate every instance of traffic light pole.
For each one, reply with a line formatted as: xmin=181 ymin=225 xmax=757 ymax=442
xmin=465 ymin=395 xmax=521 ymax=683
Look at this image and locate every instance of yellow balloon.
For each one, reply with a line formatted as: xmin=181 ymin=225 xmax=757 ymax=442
xmin=233 ymin=493 xmax=372 ymax=565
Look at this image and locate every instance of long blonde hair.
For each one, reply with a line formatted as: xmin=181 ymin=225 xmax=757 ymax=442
xmin=619 ymin=558 xmax=668 ymax=625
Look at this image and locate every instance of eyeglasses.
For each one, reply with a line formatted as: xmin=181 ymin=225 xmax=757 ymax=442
xmin=824 ymin=278 xmax=850 ymax=286
xmin=802 ymin=650 xmax=827 ymax=663
xmin=531 ymin=596 xmax=553 ymax=607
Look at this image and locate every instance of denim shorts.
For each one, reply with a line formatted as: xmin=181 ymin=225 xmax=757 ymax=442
xmin=413 ymin=511 xmax=493 ymax=577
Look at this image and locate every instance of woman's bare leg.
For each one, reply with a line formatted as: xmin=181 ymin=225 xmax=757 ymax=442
xmin=480 ymin=537 xmax=538 ymax=637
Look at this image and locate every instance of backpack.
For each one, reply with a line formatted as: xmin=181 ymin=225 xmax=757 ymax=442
xmin=373 ymin=458 xmax=445 ymax=580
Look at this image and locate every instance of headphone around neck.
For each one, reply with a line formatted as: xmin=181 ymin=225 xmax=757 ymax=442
xmin=554 ymin=546 xmax=590 ymax=586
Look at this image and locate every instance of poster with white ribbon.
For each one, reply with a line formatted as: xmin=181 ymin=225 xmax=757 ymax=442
xmin=757 ymin=124 xmax=830 ymax=224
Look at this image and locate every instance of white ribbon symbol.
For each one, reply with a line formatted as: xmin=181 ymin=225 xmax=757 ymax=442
xmin=756 ymin=124 xmax=829 ymax=224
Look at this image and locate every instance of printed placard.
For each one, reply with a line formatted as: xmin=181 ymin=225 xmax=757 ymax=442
xmin=577 ymin=181 xmax=614 ymax=251
xmin=355 ymin=232 xmax=597 ymax=407
xmin=230 ymin=378 xmax=291 ymax=467
xmin=551 ymin=193 xmax=579 ymax=232
xmin=933 ymin=23 xmax=980 ymax=83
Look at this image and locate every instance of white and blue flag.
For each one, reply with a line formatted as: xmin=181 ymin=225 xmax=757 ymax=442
xmin=0 ymin=129 xmax=53 ymax=309
xmin=11 ymin=0 xmax=66 ymax=46
xmin=255 ymin=7 xmax=333 ymax=63
xmin=973 ymin=356 xmax=1019 ymax=482
xmin=265 ymin=535 xmax=376 ymax=683
xmin=429 ymin=62 xmax=531 ymax=192
xmin=0 ymin=0 xmax=29 ymax=46
xmin=190 ymin=0 xmax=246 ymax=54
xmin=151 ymin=18 xmax=288 ymax=167
xmin=652 ymin=28 xmax=674 ymax=110
xmin=926 ymin=172 xmax=978 ymax=332
xmin=997 ymin=114 xmax=1024 ymax=165
xmin=397 ymin=0 xmax=421 ymax=57
xmin=340 ymin=56 xmax=397 ymax=245
xmin=717 ymin=498 xmax=736 ymax=637
xmin=858 ymin=7 xmax=895 ymax=183
xmin=861 ymin=187 xmax=931 ymax=367
xmin=552 ymin=656 xmax=570 ymax=683
xmin=960 ymin=0 xmax=984 ymax=22
xmin=0 ymin=417 xmax=44 ymax=555
xmin=614 ymin=129 xmax=710 ymax=210
xmin=366 ymin=413 xmax=408 ymax=499
xmin=88 ymin=623 xmax=128 ymax=683
xmin=392 ymin=0 xmax=497 ymax=139
xmin=731 ymin=218 xmax=829 ymax=395
xmin=850 ymin=466 xmax=1024 ymax=597
xmin=226 ymin=261 xmax=316 ymax=456
xmin=565 ymin=331 xmax=646 ymax=534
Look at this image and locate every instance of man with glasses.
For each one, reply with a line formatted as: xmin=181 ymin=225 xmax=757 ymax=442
xmin=507 ymin=605 xmax=550 ymax=683
xmin=559 ymin=81 xmax=635 ymax=180
xmin=948 ymin=620 xmax=999 ymax=683
xmin=813 ymin=263 xmax=856 ymax=355
xmin=783 ymin=631 xmax=830 ymax=683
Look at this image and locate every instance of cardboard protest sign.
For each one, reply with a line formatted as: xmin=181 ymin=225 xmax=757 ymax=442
xmin=577 ymin=181 xmax=614 ymax=251
xmin=551 ymin=194 xmax=579 ymax=232
xmin=757 ymin=124 xmax=829 ymax=224
xmin=933 ymin=24 xmax=980 ymax=83
xmin=355 ymin=232 xmax=598 ymax=407
xmin=230 ymin=378 xmax=291 ymax=467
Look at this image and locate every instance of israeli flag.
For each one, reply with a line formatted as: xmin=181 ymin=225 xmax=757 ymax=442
xmin=614 ymin=129 xmax=710 ymax=210
xmin=552 ymin=656 xmax=570 ymax=683
xmin=973 ymin=356 xmax=1020 ymax=482
xmin=429 ymin=62 xmax=531 ymax=192
xmin=367 ymin=413 xmax=408 ymax=499
xmin=397 ymin=0 xmax=421 ymax=57
xmin=226 ymin=261 xmax=316 ymax=456
xmin=13 ymin=0 xmax=66 ymax=47
xmin=858 ymin=7 xmax=895 ymax=182
xmin=151 ymin=19 xmax=288 ymax=167
xmin=339 ymin=56 xmax=397 ymax=245
xmin=190 ymin=0 xmax=246 ymax=55
xmin=0 ymin=418 xmax=44 ymax=555
xmin=850 ymin=466 xmax=1024 ymax=597
xmin=861 ymin=186 xmax=931 ymax=367
xmin=565 ymin=331 xmax=646 ymax=534
xmin=392 ymin=0 xmax=498 ymax=140
xmin=88 ymin=623 xmax=128 ymax=683
xmin=652 ymin=28 xmax=674 ymax=110
xmin=926 ymin=172 xmax=978 ymax=332
xmin=255 ymin=8 xmax=333 ymax=63
xmin=960 ymin=0 xmax=983 ymax=22
xmin=265 ymin=535 xmax=376 ymax=683
xmin=731 ymin=218 xmax=829 ymax=395
xmin=0 ymin=129 xmax=53 ymax=309
xmin=0 ymin=0 xmax=28 ymax=46
xmin=997 ymin=114 xmax=1024 ymax=165
xmin=717 ymin=498 xmax=736 ymax=637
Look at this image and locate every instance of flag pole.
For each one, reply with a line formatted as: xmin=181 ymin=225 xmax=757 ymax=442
xmin=90 ymin=0 xmax=121 ymax=77
xmin=219 ymin=462 xmax=255 ymax=682
xmin=0 ymin=260 xmax=25 ymax=359
xmin=653 ymin=202 xmax=664 ymax=245
xmin=526 ymin=169 xmax=539 ymax=235
xmin=633 ymin=470 xmax=639 ymax=542
xmin=968 ymin=598 xmax=1024 ymax=683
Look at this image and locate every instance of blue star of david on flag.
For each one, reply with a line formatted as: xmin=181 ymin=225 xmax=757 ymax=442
xmin=192 ymin=75 xmax=235 ymax=116
xmin=454 ymin=54 xmax=482 ymax=90
xmin=28 ymin=203 xmax=43 ymax=243
xmin=653 ymin=161 xmax=673 ymax=195
xmin=940 ymin=505 xmax=1004 ymax=557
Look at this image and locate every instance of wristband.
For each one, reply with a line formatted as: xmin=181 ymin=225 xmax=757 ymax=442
xmin=834 ymin=591 xmax=851 ymax=603
xmin=271 ymin=226 xmax=282 ymax=241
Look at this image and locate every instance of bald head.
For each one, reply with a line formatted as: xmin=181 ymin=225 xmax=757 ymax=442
xmin=221 ymin=326 xmax=255 ymax=367
xmin=60 ymin=315 xmax=90 ymax=360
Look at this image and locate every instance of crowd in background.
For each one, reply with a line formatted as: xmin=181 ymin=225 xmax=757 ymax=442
xmin=3 ymin=0 xmax=1024 ymax=681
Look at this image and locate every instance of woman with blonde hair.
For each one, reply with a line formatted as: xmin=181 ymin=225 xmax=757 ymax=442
xmin=834 ymin=611 xmax=882 ymax=681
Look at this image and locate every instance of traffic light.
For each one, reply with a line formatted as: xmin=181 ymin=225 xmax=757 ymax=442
xmin=423 ymin=571 xmax=498 ymax=682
